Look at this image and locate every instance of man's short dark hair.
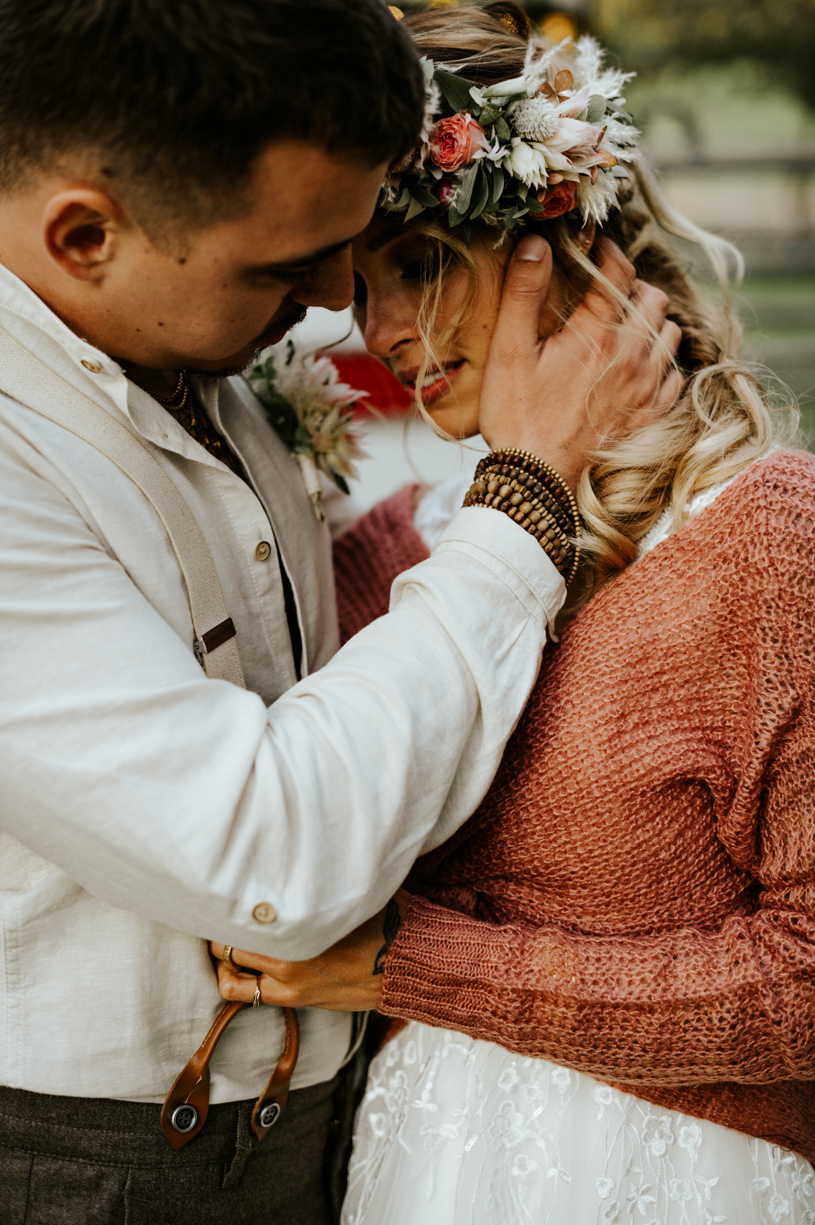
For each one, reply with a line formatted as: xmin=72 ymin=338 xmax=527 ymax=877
xmin=0 ymin=0 xmax=424 ymax=237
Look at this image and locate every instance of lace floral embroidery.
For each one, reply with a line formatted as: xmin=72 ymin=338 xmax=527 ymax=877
xmin=342 ymin=1023 xmax=815 ymax=1225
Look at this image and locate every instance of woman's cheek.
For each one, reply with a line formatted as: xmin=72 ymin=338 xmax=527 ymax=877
xmin=428 ymin=379 xmax=481 ymax=438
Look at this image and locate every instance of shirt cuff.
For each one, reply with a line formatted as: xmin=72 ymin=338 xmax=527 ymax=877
xmin=432 ymin=505 xmax=566 ymax=638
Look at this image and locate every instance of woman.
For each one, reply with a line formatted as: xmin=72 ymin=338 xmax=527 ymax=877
xmin=218 ymin=6 xmax=815 ymax=1221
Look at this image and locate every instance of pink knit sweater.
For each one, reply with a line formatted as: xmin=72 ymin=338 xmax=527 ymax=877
xmin=332 ymin=450 xmax=815 ymax=1160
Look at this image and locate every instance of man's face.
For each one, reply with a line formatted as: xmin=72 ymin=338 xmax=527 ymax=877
xmin=26 ymin=141 xmax=389 ymax=371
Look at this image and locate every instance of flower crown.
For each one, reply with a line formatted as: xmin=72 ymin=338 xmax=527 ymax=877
xmin=382 ymin=36 xmax=640 ymax=234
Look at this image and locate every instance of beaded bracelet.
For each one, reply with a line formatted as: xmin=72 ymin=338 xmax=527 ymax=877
xmin=465 ymin=484 xmax=576 ymax=575
xmin=471 ymin=475 xmax=572 ymax=548
xmin=477 ymin=466 xmax=574 ymax=539
xmin=478 ymin=449 xmax=581 ymax=536
xmin=464 ymin=448 xmax=582 ymax=583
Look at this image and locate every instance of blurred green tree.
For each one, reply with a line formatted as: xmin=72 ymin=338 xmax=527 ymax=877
xmin=594 ymin=0 xmax=815 ymax=109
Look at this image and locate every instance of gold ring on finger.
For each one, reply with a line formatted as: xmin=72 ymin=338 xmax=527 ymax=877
xmin=223 ymin=945 xmax=235 ymax=968
xmin=253 ymin=979 xmax=262 ymax=1008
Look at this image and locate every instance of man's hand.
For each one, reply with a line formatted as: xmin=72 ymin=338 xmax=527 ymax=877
xmin=209 ymin=890 xmax=409 ymax=1012
xmin=479 ymin=235 xmax=684 ymax=491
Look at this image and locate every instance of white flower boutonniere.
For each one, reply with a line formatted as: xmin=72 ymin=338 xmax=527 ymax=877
xmin=246 ymin=340 xmax=368 ymax=521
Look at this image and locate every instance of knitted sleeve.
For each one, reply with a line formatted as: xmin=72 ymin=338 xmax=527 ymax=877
xmin=380 ymin=458 xmax=815 ymax=1086
xmin=332 ymin=485 xmax=429 ymax=644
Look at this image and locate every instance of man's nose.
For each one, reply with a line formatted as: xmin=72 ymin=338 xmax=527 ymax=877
xmin=292 ymin=247 xmax=355 ymax=312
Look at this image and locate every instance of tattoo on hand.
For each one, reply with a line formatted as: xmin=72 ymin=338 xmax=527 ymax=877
xmin=373 ymin=898 xmax=402 ymax=976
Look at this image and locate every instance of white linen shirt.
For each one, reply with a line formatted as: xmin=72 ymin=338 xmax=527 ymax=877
xmin=0 ymin=262 xmax=565 ymax=1103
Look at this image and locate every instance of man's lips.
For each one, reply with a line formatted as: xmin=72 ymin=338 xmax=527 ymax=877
xmin=400 ymin=359 xmax=465 ymax=407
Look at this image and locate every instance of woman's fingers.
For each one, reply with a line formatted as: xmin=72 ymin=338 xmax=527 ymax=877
xmin=216 ymin=960 xmax=262 ymax=1000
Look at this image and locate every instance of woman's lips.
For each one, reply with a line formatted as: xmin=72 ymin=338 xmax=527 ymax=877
xmin=402 ymin=360 xmax=465 ymax=407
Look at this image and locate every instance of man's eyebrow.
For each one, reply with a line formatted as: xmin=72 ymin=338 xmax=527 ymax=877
xmin=365 ymin=224 xmax=408 ymax=253
xmin=252 ymin=237 xmax=353 ymax=274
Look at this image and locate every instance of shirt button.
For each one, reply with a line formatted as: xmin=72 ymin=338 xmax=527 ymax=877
xmin=252 ymin=902 xmax=277 ymax=924
xmin=81 ymin=359 xmax=102 ymax=373
xmin=254 ymin=541 xmax=272 ymax=562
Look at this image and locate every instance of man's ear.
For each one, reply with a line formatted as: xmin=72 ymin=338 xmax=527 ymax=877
xmin=42 ymin=190 xmax=125 ymax=280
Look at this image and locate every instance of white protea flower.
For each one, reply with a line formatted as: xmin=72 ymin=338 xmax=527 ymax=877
xmin=504 ymin=138 xmax=549 ymax=188
xmin=508 ymin=97 xmax=560 ymax=143
xmin=575 ymin=167 xmax=620 ymax=223
xmin=246 ymin=342 xmax=367 ymax=520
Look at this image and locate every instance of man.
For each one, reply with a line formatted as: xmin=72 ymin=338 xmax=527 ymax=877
xmin=0 ymin=1 xmax=676 ymax=1220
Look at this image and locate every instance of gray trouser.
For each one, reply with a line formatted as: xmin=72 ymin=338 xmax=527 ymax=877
xmin=0 ymin=1066 xmax=359 ymax=1225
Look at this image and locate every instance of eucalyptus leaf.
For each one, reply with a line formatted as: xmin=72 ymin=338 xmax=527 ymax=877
xmin=433 ymin=68 xmax=473 ymax=114
xmin=490 ymin=163 xmax=505 ymax=204
xmin=495 ymin=115 xmax=511 ymax=142
xmin=333 ymin=473 xmax=351 ymax=496
xmin=405 ymin=195 xmax=426 ymax=222
xmin=454 ymin=162 xmax=479 ymax=215
xmin=586 ymin=94 xmax=609 ymax=124
xmin=408 ymin=180 xmax=441 ymax=208
xmin=479 ymin=105 xmax=501 ymax=127
xmin=470 ymin=168 xmax=490 ymax=220
xmin=448 ymin=204 xmax=465 ymax=228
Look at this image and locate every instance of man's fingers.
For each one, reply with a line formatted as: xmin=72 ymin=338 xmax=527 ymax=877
xmin=578 ymin=237 xmax=637 ymax=324
xmin=627 ymin=281 xmax=671 ymax=341
xmin=491 ymin=234 xmax=553 ymax=353
xmin=645 ymin=319 xmax=683 ymax=381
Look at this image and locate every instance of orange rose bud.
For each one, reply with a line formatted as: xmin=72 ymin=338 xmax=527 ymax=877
xmin=431 ymin=113 xmax=487 ymax=174
xmin=530 ymin=180 xmax=578 ymax=219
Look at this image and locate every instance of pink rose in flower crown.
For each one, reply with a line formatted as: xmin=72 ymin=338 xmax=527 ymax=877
xmin=530 ymin=180 xmax=578 ymax=220
xmin=431 ymin=113 xmax=486 ymax=173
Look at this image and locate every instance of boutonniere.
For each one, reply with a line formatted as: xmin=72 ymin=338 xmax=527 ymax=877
xmin=246 ymin=340 xmax=367 ymax=521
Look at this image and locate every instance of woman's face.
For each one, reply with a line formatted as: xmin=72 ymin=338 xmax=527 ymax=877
xmin=352 ymin=214 xmax=584 ymax=437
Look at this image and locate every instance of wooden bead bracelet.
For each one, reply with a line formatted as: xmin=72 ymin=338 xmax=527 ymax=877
xmin=464 ymin=448 xmax=582 ymax=583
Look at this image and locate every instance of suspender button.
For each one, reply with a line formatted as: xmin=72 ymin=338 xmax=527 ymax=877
xmin=252 ymin=902 xmax=277 ymax=924
xmin=259 ymin=1102 xmax=281 ymax=1129
xmin=170 ymin=1104 xmax=198 ymax=1134
xmin=254 ymin=541 xmax=272 ymax=561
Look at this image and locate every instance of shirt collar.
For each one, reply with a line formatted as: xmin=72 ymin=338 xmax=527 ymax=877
xmin=0 ymin=258 xmax=230 ymax=469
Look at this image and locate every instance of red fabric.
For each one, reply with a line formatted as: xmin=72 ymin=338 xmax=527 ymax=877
xmin=333 ymin=451 xmax=815 ymax=1161
xmin=333 ymin=485 xmax=427 ymax=644
xmin=326 ymin=353 xmax=412 ymax=418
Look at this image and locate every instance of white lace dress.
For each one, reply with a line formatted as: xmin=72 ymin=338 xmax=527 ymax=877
xmin=341 ymin=472 xmax=815 ymax=1225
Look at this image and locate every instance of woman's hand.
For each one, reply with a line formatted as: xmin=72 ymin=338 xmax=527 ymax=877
xmin=479 ymin=235 xmax=683 ymax=491
xmin=209 ymin=890 xmax=409 ymax=1012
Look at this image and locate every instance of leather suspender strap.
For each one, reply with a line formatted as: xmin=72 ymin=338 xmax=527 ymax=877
xmin=159 ymin=1000 xmax=300 ymax=1149
xmin=0 ymin=325 xmax=300 ymax=1143
xmin=0 ymin=324 xmax=245 ymax=688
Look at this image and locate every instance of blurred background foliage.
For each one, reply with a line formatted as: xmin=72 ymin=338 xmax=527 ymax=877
xmin=390 ymin=0 xmax=815 ymax=439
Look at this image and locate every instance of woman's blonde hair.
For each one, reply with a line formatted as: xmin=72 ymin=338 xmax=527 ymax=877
xmin=402 ymin=3 xmax=797 ymax=608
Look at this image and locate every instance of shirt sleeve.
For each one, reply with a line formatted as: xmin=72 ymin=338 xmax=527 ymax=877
xmin=379 ymin=458 xmax=815 ymax=1086
xmin=0 ymin=437 xmax=565 ymax=960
